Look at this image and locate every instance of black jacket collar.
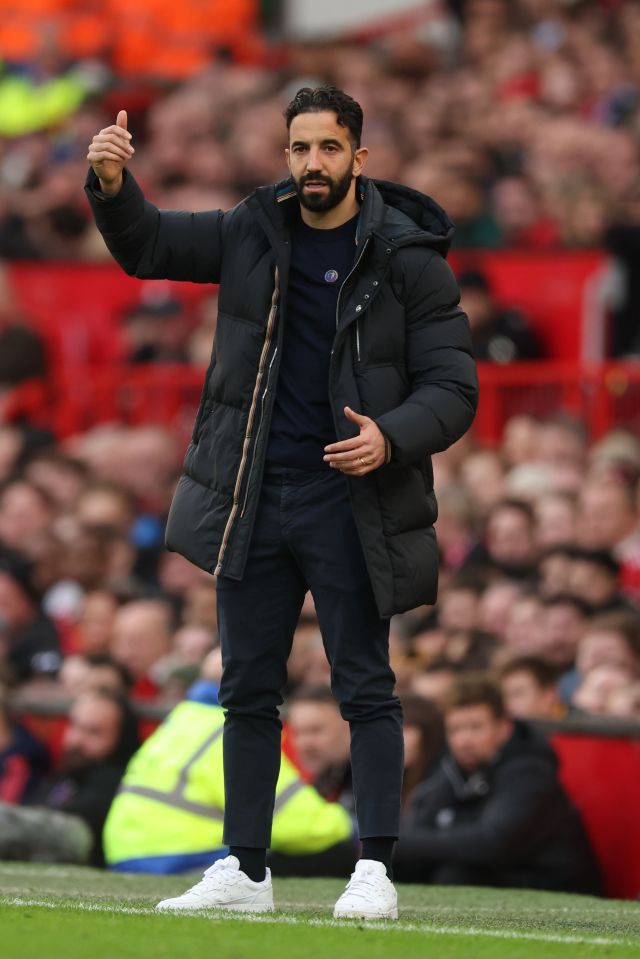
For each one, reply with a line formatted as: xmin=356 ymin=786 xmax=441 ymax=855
xmin=248 ymin=175 xmax=455 ymax=257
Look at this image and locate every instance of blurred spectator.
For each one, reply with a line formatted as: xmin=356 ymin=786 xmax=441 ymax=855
xmin=394 ymin=675 xmax=602 ymax=894
xmin=121 ymin=299 xmax=190 ymax=365
xmin=607 ymin=681 xmax=640 ymax=721
xmin=560 ymin=610 xmax=640 ymax=707
xmin=71 ymin=590 xmax=119 ymax=656
xmin=111 ymin=600 xmax=174 ymax=700
xmin=400 ymin=694 xmax=445 ymax=808
xmin=23 ymin=451 xmax=89 ymax=511
xmin=0 ymin=479 xmax=55 ymax=556
xmin=59 ymin=653 xmax=132 ymax=699
xmin=287 ymin=686 xmax=352 ymax=812
xmin=538 ymin=546 xmax=576 ymax=598
xmin=458 ymin=270 xmax=542 ymax=363
xmin=538 ymin=595 xmax=590 ymax=672
xmin=0 ymin=547 xmax=61 ymax=682
xmin=567 ymin=548 xmax=629 ymax=614
xmin=572 ymin=664 xmax=636 ymax=718
xmin=0 ymin=689 xmax=138 ymax=865
xmin=467 ymin=499 xmax=538 ymax=580
xmin=409 ymin=662 xmax=459 ymax=707
xmin=0 ymin=684 xmax=49 ymax=803
xmin=500 ymin=656 xmax=564 ymax=720
xmin=534 ymin=492 xmax=577 ymax=552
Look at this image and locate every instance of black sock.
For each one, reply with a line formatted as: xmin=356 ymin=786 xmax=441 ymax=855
xmin=229 ymin=846 xmax=267 ymax=883
xmin=361 ymin=837 xmax=396 ymax=880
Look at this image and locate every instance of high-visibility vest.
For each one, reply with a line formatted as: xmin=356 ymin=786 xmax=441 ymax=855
xmin=103 ymin=700 xmax=353 ymax=870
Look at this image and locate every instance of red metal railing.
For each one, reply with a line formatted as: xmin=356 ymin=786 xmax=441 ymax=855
xmin=4 ymin=362 xmax=640 ymax=445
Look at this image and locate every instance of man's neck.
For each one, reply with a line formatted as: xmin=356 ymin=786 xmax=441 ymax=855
xmin=298 ymin=187 xmax=360 ymax=230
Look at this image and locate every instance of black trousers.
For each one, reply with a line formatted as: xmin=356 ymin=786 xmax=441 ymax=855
xmin=217 ymin=466 xmax=403 ymax=848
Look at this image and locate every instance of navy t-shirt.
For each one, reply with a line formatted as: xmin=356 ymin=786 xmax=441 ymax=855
xmin=266 ymin=209 xmax=358 ymax=470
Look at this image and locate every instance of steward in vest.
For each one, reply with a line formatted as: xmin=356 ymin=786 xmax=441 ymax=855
xmin=104 ymin=693 xmax=355 ymax=873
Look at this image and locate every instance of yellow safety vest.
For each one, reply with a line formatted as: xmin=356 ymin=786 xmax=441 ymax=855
xmin=103 ymin=700 xmax=352 ymax=867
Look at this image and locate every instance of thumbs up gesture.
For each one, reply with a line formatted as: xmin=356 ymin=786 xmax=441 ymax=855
xmin=87 ymin=110 xmax=134 ymax=196
xmin=323 ymin=406 xmax=389 ymax=475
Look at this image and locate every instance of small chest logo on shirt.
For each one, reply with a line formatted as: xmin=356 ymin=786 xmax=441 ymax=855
xmin=324 ymin=270 xmax=339 ymax=283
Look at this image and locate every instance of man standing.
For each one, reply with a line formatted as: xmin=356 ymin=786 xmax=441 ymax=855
xmin=86 ymin=85 xmax=477 ymax=918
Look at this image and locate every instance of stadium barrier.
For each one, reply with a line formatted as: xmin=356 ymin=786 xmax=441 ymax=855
xmin=11 ymin=696 xmax=640 ymax=899
xmin=5 ymin=361 xmax=640 ymax=445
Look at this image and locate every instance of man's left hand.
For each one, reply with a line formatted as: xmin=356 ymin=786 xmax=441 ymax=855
xmin=323 ymin=407 xmax=387 ymax=475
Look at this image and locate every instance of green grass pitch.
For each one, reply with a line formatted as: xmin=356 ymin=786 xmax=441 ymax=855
xmin=1 ymin=863 xmax=639 ymax=959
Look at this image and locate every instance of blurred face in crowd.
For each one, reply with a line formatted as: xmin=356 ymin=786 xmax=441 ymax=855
xmin=25 ymin=457 xmax=86 ymax=510
xmin=607 ymin=682 xmax=640 ymax=720
xmin=486 ymin=505 xmax=536 ymax=568
xmin=403 ymin=722 xmax=426 ymax=771
xmin=173 ymin=625 xmax=215 ymax=665
xmin=501 ymin=416 xmax=540 ymax=468
xmin=477 ymin=581 xmax=522 ymax=640
xmin=0 ymin=572 xmax=34 ymax=628
xmin=569 ymin=560 xmax=618 ymax=609
xmin=111 ymin=601 xmax=172 ymax=680
xmin=77 ymin=590 xmax=118 ymax=655
xmin=410 ymin=668 xmax=457 ymax=707
xmin=535 ymin=494 xmax=577 ymax=551
xmin=411 ymin=628 xmax=448 ymax=664
xmin=572 ymin=665 xmax=634 ymax=716
xmin=537 ymin=423 xmax=586 ymax=471
xmin=578 ymin=483 xmax=637 ymax=549
xmin=538 ymin=551 xmax=573 ymax=599
xmin=75 ymin=487 xmax=133 ymax=535
xmin=460 ymin=452 xmax=505 ymax=517
xmin=59 ymin=655 xmax=93 ymax=698
xmin=181 ymin=581 xmax=218 ymax=630
xmin=287 ymin=625 xmax=331 ymax=689
xmin=287 ymin=699 xmax=350 ymax=777
xmin=539 ymin=601 xmax=587 ymax=669
xmin=438 ymin=587 xmax=480 ymax=634
xmin=286 ymin=110 xmax=366 ymax=215
xmin=445 ymin=703 xmax=512 ymax=772
xmin=62 ymin=693 xmax=122 ymax=768
xmin=0 ymin=481 xmax=54 ymax=553
xmin=577 ymin=628 xmax=640 ymax=678
xmin=503 ymin=595 xmax=544 ymax=653
xmin=501 ymin=669 xmax=559 ymax=720
xmin=459 ymin=285 xmax=494 ymax=332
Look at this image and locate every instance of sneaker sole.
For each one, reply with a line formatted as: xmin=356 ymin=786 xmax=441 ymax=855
xmin=333 ymin=907 xmax=398 ymax=920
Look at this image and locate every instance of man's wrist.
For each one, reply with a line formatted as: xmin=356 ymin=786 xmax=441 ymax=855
xmin=97 ymin=174 xmax=123 ymax=196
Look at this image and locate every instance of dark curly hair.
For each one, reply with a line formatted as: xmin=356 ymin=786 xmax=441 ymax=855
xmin=284 ymin=86 xmax=363 ymax=148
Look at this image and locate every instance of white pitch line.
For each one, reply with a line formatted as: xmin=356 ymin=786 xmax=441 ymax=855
xmin=0 ymin=896 xmax=631 ymax=948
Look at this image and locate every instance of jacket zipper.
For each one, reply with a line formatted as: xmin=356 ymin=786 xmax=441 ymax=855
xmin=240 ymin=344 xmax=278 ymax=518
xmin=335 ymin=236 xmax=370 ymax=357
xmin=214 ymin=270 xmax=280 ymax=575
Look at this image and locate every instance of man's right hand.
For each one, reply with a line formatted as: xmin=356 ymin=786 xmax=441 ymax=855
xmin=87 ymin=110 xmax=135 ymax=196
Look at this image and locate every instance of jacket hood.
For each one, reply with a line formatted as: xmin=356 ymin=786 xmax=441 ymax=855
xmin=366 ymin=177 xmax=455 ymax=256
xmin=251 ymin=175 xmax=455 ymax=258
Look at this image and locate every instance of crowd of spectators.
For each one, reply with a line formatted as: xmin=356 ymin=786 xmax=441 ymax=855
xmin=0 ymin=0 xmax=639 ymax=261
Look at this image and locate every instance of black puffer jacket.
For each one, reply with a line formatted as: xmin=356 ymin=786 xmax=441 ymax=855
xmin=86 ymin=169 xmax=478 ymax=616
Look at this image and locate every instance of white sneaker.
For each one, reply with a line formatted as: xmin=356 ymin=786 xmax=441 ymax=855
xmin=333 ymin=859 xmax=398 ymax=920
xmin=156 ymin=855 xmax=274 ymax=913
